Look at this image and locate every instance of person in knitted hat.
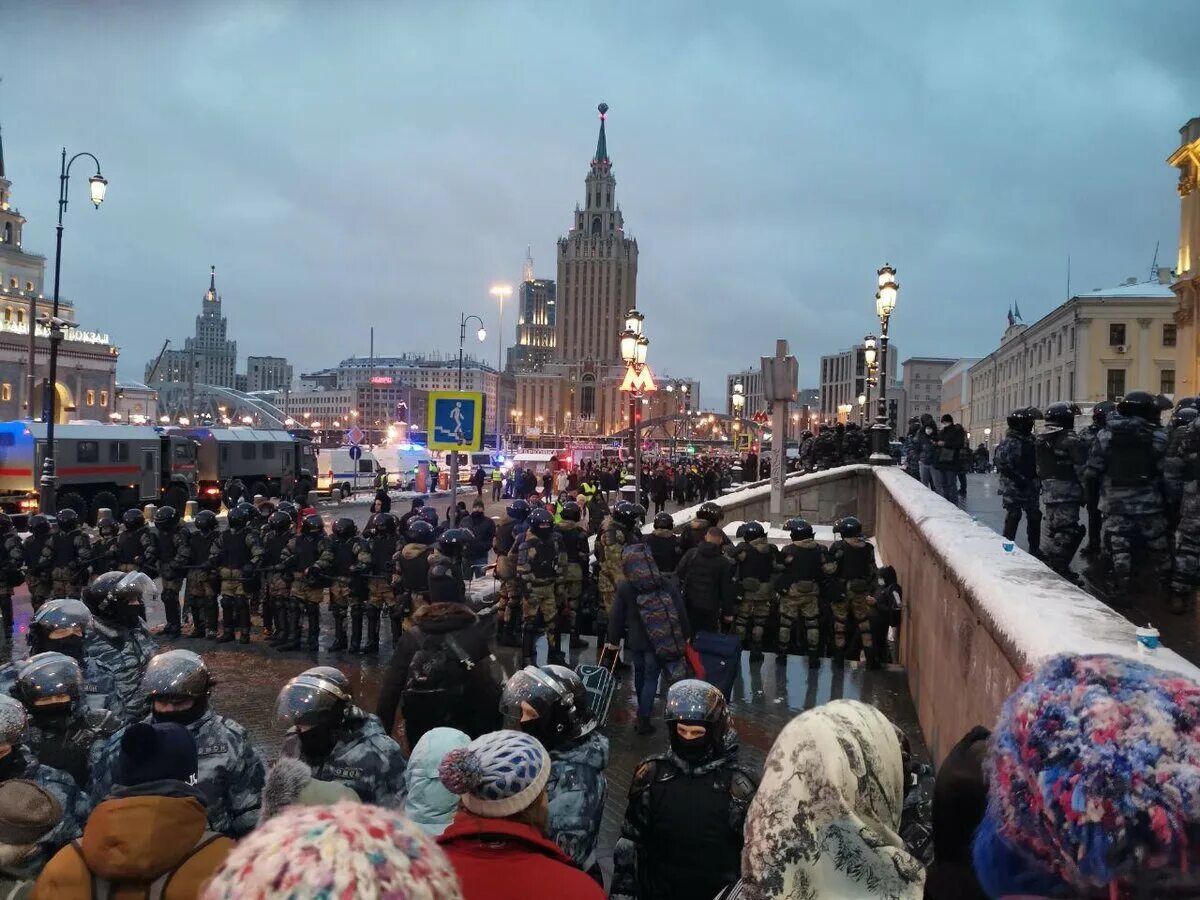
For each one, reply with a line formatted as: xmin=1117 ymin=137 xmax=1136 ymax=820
xmin=436 ymin=730 xmax=604 ymax=900
xmin=973 ymin=652 xmax=1200 ymax=897
xmin=200 ymin=802 xmax=463 ymax=900
xmin=34 ymin=722 xmax=233 ymax=900
xmin=0 ymin=779 xmax=62 ymax=900
xmin=259 ymin=757 xmax=359 ymax=820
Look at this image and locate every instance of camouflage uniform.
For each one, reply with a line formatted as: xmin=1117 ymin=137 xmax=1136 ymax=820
xmin=259 ymin=525 xmax=292 ymax=638
xmin=994 ymin=427 xmax=1042 ymax=554
xmin=492 ymin=517 xmax=526 ymax=633
xmin=324 ymin=533 xmax=369 ymax=650
xmin=1166 ymin=421 xmax=1200 ymax=601
xmin=823 ymin=535 xmax=878 ymax=657
xmin=394 ymin=541 xmax=434 ymax=631
xmin=365 ymin=528 xmax=401 ymax=644
xmin=0 ymin=529 xmax=24 ymax=629
xmin=1079 ymin=422 xmax=1106 ymax=554
xmin=42 ymin=526 xmax=91 ymax=599
xmin=555 ymin=519 xmax=588 ymax=641
xmin=598 ymin=517 xmax=639 ymax=630
xmin=280 ymin=530 xmax=332 ymax=651
xmin=811 ymin=430 xmax=840 ymax=470
xmin=88 ymin=708 xmax=265 ymax=837
xmin=208 ymin=523 xmax=264 ymax=642
xmin=185 ymin=525 xmax=220 ymax=637
xmin=547 ymin=731 xmax=609 ymax=874
xmin=1035 ymin=426 xmax=1088 ymax=577
xmin=84 ymin=620 xmax=158 ymax=723
xmin=23 ymin=703 xmax=121 ymax=788
xmin=141 ymin=523 xmax=190 ymax=635
xmin=4 ymin=750 xmax=89 ymax=879
xmin=113 ymin=525 xmax=146 ymax=574
xmin=1085 ymin=414 xmax=1170 ymax=589
xmin=730 ymin=537 xmax=778 ymax=651
xmin=22 ymin=531 xmax=53 ymax=612
xmin=281 ymin=706 xmax=406 ymax=807
xmin=517 ymin=528 xmax=565 ymax=663
xmin=776 ymin=538 xmax=827 ymax=659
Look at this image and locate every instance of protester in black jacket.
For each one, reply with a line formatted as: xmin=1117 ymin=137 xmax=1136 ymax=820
xmin=462 ymin=500 xmax=496 ymax=578
xmin=675 ymin=528 xmax=736 ymax=633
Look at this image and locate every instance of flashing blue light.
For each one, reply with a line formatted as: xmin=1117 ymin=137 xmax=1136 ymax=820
xmin=496 ymin=453 xmax=506 ymax=462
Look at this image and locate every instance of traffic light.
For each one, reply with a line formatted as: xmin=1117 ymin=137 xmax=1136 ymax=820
xmin=888 ymin=399 xmax=898 ymax=429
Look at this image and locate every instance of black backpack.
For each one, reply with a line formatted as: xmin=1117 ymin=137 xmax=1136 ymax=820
xmin=403 ymin=631 xmax=475 ymax=708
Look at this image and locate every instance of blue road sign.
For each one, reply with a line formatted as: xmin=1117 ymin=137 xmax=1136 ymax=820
xmin=348 ymin=444 xmax=362 ymax=461
xmin=428 ymin=391 xmax=483 ymax=452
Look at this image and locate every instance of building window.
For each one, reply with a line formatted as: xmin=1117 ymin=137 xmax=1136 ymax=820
xmin=16 ymin=311 xmax=22 ymax=326
xmin=1164 ymin=323 xmax=1177 ymax=347
xmin=1069 ymin=327 xmax=1075 ymax=350
xmin=24 ymin=282 xmax=32 ymax=292
xmin=0 ymin=384 xmax=9 ymax=402
xmin=1162 ymin=369 xmax=1176 ymax=395
xmin=2 ymin=224 xmax=10 ymax=244
xmin=1109 ymin=323 xmax=1126 ymax=346
xmin=99 ymin=390 xmax=108 ymax=406
xmin=1106 ymin=369 xmax=1126 ymax=401
xmin=2 ymin=308 xmax=8 ymax=323
xmin=85 ymin=390 xmax=95 ymax=406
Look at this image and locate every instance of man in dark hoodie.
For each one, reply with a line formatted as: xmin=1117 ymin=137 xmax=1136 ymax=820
xmin=463 ymin=499 xmax=496 ymax=579
xmin=376 ymin=575 xmax=502 ymax=749
xmin=675 ymin=528 xmax=736 ymax=634
xmin=34 ymin=722 xmax=234 ymax=897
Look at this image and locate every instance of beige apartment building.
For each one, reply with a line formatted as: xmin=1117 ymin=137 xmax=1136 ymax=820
xmin=967 ymin=272 xmax=1178 ymax=441
xmin=1170 ymin=116 xmax=1200 ymax=393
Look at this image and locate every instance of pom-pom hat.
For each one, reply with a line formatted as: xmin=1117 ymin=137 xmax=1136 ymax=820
xmin=438 ymin=730 xmax=551 ymax=818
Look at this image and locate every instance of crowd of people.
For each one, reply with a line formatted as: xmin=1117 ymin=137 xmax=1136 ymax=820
xmin=900 ymin=413 xmax=980 ymax=504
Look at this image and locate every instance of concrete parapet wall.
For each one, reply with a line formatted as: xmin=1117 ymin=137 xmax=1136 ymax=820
xmin=873 ymin=466 xmax=1200 ymax=763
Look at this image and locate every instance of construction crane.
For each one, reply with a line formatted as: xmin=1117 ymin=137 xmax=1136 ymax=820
xmin=145 ymin=339 xmax=171 ymax=384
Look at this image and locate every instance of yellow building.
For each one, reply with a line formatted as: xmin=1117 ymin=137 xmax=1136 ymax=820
xmin=1170 ymin=116 xmax=1200 ymax=392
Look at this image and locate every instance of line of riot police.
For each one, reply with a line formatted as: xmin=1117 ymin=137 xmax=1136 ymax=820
xmin=794 ymin=422 xmax=873 ymax=473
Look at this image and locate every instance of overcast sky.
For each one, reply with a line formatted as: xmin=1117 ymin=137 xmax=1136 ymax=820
xmin=2 ymin=1 xmax=1195 ymax=406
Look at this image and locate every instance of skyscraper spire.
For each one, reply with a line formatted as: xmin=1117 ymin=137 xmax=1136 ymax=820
xmin=592 ymin=102 xmax=609 ymax=168
xmin=522 ymin=245 xmax=535 ymax=283
xmin=0 ymin=120 xmax=6 ymax=179
xmin=205 ymin=265 xmax=217 ymax=303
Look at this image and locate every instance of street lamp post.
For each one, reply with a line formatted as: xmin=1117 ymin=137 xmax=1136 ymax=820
xmin=619 ymin=310 xmax=648 ymax=508
xmin=869 ymin=265 xmax=899 ymax=464
xmin=40 ymin=148 xmax=109 ymax=515
xmin=863 ymin=335 xmax=877 ymax=427
xmin=454 ymin=313 xmax=487 ymax=507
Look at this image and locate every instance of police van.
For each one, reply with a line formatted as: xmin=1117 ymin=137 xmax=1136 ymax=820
xmin=316 ymin=446 xmax=380 ymax=499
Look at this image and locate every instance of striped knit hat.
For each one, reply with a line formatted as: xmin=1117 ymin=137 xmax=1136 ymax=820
xmin=438 ymin=730 xmax=551 ymax=818
xmin=200 ymin=802 xmax=461 ymax=900
xmin=973 ymin=653 xmax=1200 ymax=896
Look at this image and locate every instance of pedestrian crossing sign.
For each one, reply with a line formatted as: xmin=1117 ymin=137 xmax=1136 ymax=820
xmin=428 ymin=391 xmax=484 ymax=451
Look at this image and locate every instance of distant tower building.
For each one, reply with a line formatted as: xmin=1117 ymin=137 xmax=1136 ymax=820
xmin=148 ymin=267 xmax=238 ymax=388
xmin=522 ymin=245 xmax=535 ymax=284
xmin=507 ymin=248 xmax=557 ymax=372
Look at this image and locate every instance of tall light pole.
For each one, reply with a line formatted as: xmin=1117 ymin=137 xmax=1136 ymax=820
xmin=869 ymin=265 xmax=899 ymax=464
xmin=619 ymin=310 xmax=648 ymax=508
xmin=454 ymin=313 xmax=487 ymax=506
xmin=490 ymin=283 xmax=511 ymax=448
xmin=40 ymin=148 xmax=109 ymax=515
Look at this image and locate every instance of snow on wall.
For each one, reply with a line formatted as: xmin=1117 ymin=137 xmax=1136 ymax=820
xmin=876 ymin=467 xmax=1200 ymax=679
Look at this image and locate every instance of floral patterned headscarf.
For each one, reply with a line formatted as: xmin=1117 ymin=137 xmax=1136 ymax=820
xmin=740 ymin=699 xmax=925 ymax=899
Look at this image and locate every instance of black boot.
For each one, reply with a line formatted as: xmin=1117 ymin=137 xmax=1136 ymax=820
xmin=0 ymin=595 xmax=13 ymax=636
xmin=520 ymin=626 xmax=537 ymax=667
xmin=238 ymin=599 xmax=251 ymax=644
xmin=261 ymin=597 xmax=274 ymax=640
xmin=569 ymin=629 xmax=588 ymax=650
xmin=389 ymin=606 xmax=405 ymax=648
xmin=188 ymin=604 xmax=206 ymax=639
xmin=363 ymin=607 xmax=381 ymax=654
xmin=329 ymin=611 xmax=347 ymax=652
xmin=274 ymin=604 xmax=295 ymax=649
xmin=305 ymin=607 xmax=321 ymax=651
xmin=162 ymin=593 xmax=182 ymax=637
xmin=348 ymin=605 xmax=364 ymax=654
xmin=498 ymin=609 xmax=522 ymax=647
xmin=216 ymin=598 xmax=236 ymax=643
xmin=546 ymin=631 xmax=567 ymax=666
xmin=205 ymin=600 xmax=220 ymax=641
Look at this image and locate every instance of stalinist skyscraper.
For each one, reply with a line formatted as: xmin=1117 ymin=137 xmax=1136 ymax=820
xmin=514 ymin=103 xmax=640 ymax=438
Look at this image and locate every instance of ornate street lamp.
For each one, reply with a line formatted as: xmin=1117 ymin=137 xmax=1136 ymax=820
xmin=620 ymin=310 xmax=649 ymax=506
xmin=870 ymin=266 xmax=899 ymax=463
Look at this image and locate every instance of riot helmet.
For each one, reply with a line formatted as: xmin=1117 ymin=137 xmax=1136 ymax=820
xmin=143 ymin=649 xmax=212 ymax=727
xmin=81 ymin=571 xmax=157 ymax=626
xmin=505 ymin=499 xmax=531 ymax=521
xmin=332 ymin=517 xmax=357 ymax=540
xmin=371 ymin=512 xmax=399 ymax=535
xmin=696 ymin=502 xmax=723 ymax=526
xmin=26 ymin=515 xmax=50 ymax=538
xmin=1117 ymin=390 xmax=1160 ymax=423
xmin=612 ymin=501 xmax=644 ymax=530
xmin=1091 ymin=401 xmax=1116 ymax=427
xmin=406 ymin=519 xmax=435 ymax=545
xmin=28 ymin=599 xmax=92 ymax=660
xmin=267 ymin=510 xmax=293 ymax=534
xmin=741 ymin=521 xmax=766 ymax=542
xmin=437 ymin=527 xmax=473 ymax=557
xmin=528 ymin=508 xmax=555 ymax=537
xmin=1176 ymin=397 xmax=1200 ymax=412
xmin=787 ymin=517 xmax=814 ymax=541
xmin=1044 ymin=402 xmax=1081 ymax=430
xmin=15 ymin=652 xmax=83 ymax=723
xmin=417 ymin=506 xmax=440 ymax=529
xmin=1006 ymin=407 xmax=1041 ymax=434
xmin=275 ymin=500 xmax=298 ymax=523
xmin=226 ymin=505 xmax=251 ymax=529
xmin=541 ymin=664 xmax=595 ymax=740
xmin=301 ymin=514 xmax=325 ymax=536
xmin=560 ymin=502 xmax=582 ymax=523
xmin=652 ymin=512 xmax=674 ymax=531
xmin=274 ymin=667 xmax=353 ymax=760
xmin=121 ymin=508 xmax=146 ymax=531
xmin=56 ymin=509 xmax=79 ymax=532
xmin=664 ymin=679 xmax=728 ymax=764
xmin=834 ymin=516 xmax=863 ymax=539
xmin=500 ymin=666 xmax=582 ymax=751
xmin=194 ymin=509 xmax=218 ymax=533
xmin=153 ymin=505 xmax=179 ymax=530
xmin=96 ymin=517 xmax=118 ymax=539
xmin=0 ymin=696 xmax=27 ymax=749
xmin=1171 ymin=408 xmax=1200 ymax=430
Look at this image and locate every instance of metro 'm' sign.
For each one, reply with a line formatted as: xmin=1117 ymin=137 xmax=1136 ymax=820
xmin=619 ymin=364 xmax=657 ymax=393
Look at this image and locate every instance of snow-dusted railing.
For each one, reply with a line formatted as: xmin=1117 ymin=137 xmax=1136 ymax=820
xmin=874 ymin=466 xmax=1200 ymax=762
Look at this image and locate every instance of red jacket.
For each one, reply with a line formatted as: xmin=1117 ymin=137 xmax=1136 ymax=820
xmin=438 ymin=810 xmax=604 ymax=900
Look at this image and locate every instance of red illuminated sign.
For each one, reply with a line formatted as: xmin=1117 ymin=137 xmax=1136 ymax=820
xmin=369 ymin=376 xmax=393 ymax=385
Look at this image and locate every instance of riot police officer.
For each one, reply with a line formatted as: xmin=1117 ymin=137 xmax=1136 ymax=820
xmin=42 ymin=509 xmax=90 ymax=600
xmin=274 ymin=666 xmax=406 ymax=806
xmin=24 ymin=599 xmax=124 ymax=720
xmin=208 ymin=503 xmax=263 ymax=644
xmin=80 ymin=572 xmax=159 ymax=722
xmin=678 ymin=501 xmax=723 ymax=554
xmin=518 ymin=509 xmax=566 ymax=667
xmin=260 ymin=509 xmax=293 ymax=642
xmin=22 ymin=514 xmax=54 ymax=613
xmin=492 ymin=499 xmax=531 ymax=647
xmin=1168 ymin=408 xmax=1200 ymax=613
xmin=363 ymin=512 xmax=401 ymax=651
xmin=994 ymin=407 xmax=1043 ymax=557
xmin=777 ymin=517 xmax=827 ymax=666
xmin=1036 ymin=402 xmax=1088 ymax=582
xmin=185 ymin=509 xmax=221 ymax=639
xmin=823 ymin=516 xmax=878 ymax=664
xmin=556 ymin=501 xmax=590 ymax=650
xmin=501 ymin=664 xmax=608 ymax=878
xmin=1080 ymin=401 xmax=1116 ymax=557
xmin=114 ymin=508 xmax=148 ymax=574
xmin=730 ymin=520 xmax=777 ymax=659
xmin=279 ymin=514 xmax=331 ymax=651
xmin=322 ymin=517 xmax=367 ymax=653
xmin=597 ymin=501 xmax=643 ymax=639
xmin=142 ymin=505 xmax=189 ymax=637
xmin=612 ymin=680 xmax=757 ymax=900
xmin=87 ymin=649 xmax=265 ymax=838
xmin=15 ymin=651 xmax=120 ymax=786
xmin=395 ymin=519 xmax=436 ymax=632
xmin=429 ymin=528 xmax=473 ymax=606
xmin=0 ymin=513 xmax=24 ymax=633
xmin=1085 ymin=390 xmax=1170 ymax=600
xmin=645 ymin=511 xmax=683 ymax=576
